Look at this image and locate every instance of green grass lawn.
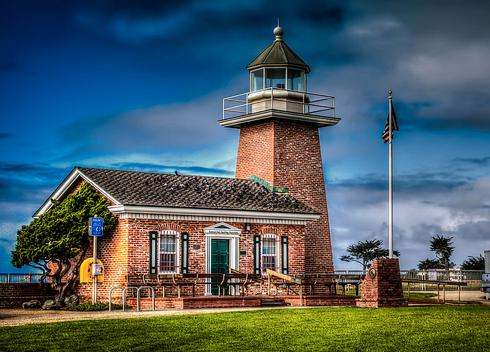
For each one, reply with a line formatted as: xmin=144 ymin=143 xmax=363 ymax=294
xmin=0 ymin=306 xmax=488 ymax=351
xmin=404 ymin=292 xmax=438 ymax=301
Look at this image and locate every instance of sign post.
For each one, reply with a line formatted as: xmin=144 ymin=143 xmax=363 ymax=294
xmin=88 ymin=216 xmax=104 ymax=304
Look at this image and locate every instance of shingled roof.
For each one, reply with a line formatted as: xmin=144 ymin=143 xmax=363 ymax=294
xmin=247 ymin=27 xmax=310 ymax=73
xmin=77 ymin=167 xmax=318 ymax=215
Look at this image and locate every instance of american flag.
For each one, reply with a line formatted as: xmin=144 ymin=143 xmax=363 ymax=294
xmin=381 ymin=92 xmax=399 ymax=143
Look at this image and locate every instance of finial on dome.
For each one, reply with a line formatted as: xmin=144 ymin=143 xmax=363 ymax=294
xmin=273 ymin=20 xmax=283 ymax=41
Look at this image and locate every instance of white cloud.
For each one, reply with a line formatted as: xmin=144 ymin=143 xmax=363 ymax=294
xmin=331 ymin=175 xmax=490 ymax=270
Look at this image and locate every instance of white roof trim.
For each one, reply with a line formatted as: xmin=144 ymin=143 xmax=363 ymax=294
xmin=34 ymin=168 xmax=121 ymax=218
xmin=108 ymin=205 xmax=320 ymax=221
xmin=204 ymin=222 xmax=241 ymax=232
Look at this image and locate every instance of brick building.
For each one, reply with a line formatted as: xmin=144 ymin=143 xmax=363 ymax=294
xmin=34 ymin=26 xmax=340 ymax=300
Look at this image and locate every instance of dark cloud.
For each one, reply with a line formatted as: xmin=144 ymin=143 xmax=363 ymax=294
xmin=409 ymin=223 xmax=446 ymax=244
xmin=75 ymin=1 xmax=346 ymax=43
xmin=454 ymin=220 xmax=490 ymax=241
xmin=0 ymin=61 xmax=20 ymax=73
xmin=0 ymin=162 xmax=65 ymax=177
xmin=57 ymin=90 xmax=239 ymax=160
xmin=0 ymin=163 xmax=68 ymax=203
xmin=453 ymin=156 xmax=490 ymax=166
xmin=331 ymin=171 xmax=468 ymax=195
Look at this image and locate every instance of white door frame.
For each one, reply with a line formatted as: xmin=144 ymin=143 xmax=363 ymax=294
xmin=204 ymin=223 xmax=241 ymax=295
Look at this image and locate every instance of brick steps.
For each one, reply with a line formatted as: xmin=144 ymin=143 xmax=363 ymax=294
xmin=126 ymin=295 xmax=356 ymax=310
xmin=260 ymin=298 xmax=289 ymax=307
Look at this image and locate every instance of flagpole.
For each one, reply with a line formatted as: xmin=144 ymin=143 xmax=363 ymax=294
xmin=388 ymin=89 xmax=394 ymax=258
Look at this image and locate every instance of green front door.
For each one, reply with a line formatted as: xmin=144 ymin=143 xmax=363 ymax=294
xmin=210 ymin=239 xmax=230 ymax=295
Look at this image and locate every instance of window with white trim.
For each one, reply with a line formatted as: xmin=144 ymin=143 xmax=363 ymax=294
xmin=261 ymin=235 xmax=277 ymax=272
xmin=159 ymin=232 xmax=178 ymax=273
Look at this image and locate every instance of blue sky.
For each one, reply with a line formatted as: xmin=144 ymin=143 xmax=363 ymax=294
xmin=1 ymin=0 xmax=489 ymax=271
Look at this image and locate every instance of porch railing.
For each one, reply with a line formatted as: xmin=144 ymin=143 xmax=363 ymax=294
xmin=0 ymin=273 xmax=45 ymax=284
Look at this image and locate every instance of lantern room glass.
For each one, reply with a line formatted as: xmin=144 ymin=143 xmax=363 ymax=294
xmin=250 ymin=67 xmax=307 ymax=92
xmin=265 ymin=68 xmax=286 ymax=89
xmin=287 ymin=69 xmax=306 ymax=92
xmin=251 ymin=69 xmax=264 ymax=91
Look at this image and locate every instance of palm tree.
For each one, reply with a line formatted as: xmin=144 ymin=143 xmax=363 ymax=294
xmin=340 ymin=239 xmax=400 ymax=270
xmin=429 ymin=235 xmax=454 ymax=271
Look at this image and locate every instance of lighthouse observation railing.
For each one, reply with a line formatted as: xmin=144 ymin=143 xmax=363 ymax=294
xmin=221 ymin=88 xmax=336 ymax=120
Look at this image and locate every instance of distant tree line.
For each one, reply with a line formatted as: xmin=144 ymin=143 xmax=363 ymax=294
xmin=341 ymin=234 xmax=485 ymax=271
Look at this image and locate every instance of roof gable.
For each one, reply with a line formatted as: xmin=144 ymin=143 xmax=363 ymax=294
xmin=33 ymin=168 xmax=121 ymax=217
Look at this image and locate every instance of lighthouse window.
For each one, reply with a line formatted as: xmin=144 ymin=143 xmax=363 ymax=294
xmin=251 ymin=69 xmax=264 ymax=91
xmin=265 ymin=68 xmax=286 ymax=89
xmin=287 ymin=69 xmax=306 ymax=92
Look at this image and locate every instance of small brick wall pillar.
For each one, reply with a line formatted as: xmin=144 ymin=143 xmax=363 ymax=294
xmin=356 ymin=258 xmax=407 ymax=308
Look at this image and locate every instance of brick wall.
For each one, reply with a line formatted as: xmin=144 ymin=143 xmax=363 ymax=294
xmin=127 ymin=219 xmax=305 ymax=276
xmin=235 ymin=119 xmax=334 ymax=273
xmin=77 ymin=217 xmax=129 ymax=300
xmin=0 ymin=283 xmax=55 ymax=307
xmin=235 ymin=121 xmax=276 ymax=184
xmin=76 ymin=218 xmax=306 ymax=300
xmin=356 ymin=258 xmax=407 ymax=308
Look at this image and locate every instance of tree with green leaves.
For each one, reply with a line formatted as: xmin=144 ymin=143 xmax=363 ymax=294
xmin=461 ymin=255 xmax=484 ymax=270
xmin=430 ymin=234 xmax=454 ymax=270
xmin=11 ymin=183 xmax=116 ymax=304
xmin=340 ymin=239 xmax=400 ymax=270
xmin=417 ymin=258 xmax=444 ymax=270
xmin=418 ymin=234 xmax=455 ymax=271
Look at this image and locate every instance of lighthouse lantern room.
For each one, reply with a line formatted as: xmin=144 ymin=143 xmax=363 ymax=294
xmin=220 ymin=25 xmax=340 ymax=128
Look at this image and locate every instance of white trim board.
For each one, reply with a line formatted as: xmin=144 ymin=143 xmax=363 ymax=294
xmin=109 ymin=205 xmax=320 ymax=222
xmin=34 ymin=168 xmax=121 ymax=217
xmin=116 ymin=213 xmax=311 ymax=225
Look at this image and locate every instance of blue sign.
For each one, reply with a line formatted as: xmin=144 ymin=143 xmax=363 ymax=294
xmin=89 ymin=217 xmax=104 ymax=237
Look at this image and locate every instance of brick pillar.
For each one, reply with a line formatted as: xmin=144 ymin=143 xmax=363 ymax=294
xmin=356 ymin=258 xmax=407 ymax=308
xmin=236 ymin=120 xmax=334 ymax=273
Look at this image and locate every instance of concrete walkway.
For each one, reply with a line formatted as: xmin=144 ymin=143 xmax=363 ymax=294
xmin=1 ymin=291 xmax=487 ymax=327
xmin=0 ymin=306 xmax=291 ymax=327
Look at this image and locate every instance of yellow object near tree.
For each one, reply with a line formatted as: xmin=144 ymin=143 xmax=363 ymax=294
xmin=80 ymin=258 xmax=104 ymax=283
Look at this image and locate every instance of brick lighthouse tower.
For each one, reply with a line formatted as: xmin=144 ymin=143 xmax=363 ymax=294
xmin=220 ymin=25 xmax=340 ymax=273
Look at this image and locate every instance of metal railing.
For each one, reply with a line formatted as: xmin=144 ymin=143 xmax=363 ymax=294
xmin=400 ymin=269 xmax=484 ymax=282
xmin=221 ymin=88 xmax=336 ymax=120
xmin=0 ymin=273 xmax=45 ymax=284
xmin=336 ymin=269 xmax=484 ymax=282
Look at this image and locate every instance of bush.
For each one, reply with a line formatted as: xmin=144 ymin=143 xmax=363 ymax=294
xmin=65 ymin=302 xmax=122 ymax=311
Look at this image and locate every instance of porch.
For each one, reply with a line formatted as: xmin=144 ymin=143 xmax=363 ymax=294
xmin=108 ymin=270 xmax=361 ymax=311
xmin=126 ymin=295 xmax=357 ymax=310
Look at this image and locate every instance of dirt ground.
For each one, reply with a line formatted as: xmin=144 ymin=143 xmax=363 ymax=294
xmin=419 ymin=290 xmax=488 ymax=302
xmin=1 ymin=291 xmax=487 ymax=327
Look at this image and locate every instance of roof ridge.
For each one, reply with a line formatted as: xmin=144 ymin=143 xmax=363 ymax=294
xmin=280 ymin=40 xmax=308 ymax=66
xmin=277 ymin=41 xmax=288 ymax=63
xmin=77 ymin=166 xmax=257 ymax=183
xmin=247 ymin=41 xmax=275 ymax=68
